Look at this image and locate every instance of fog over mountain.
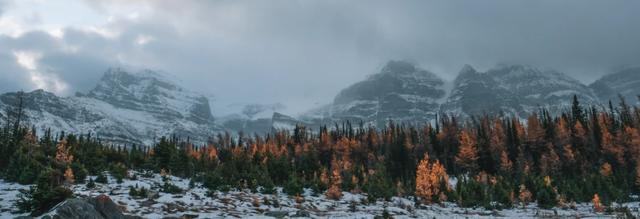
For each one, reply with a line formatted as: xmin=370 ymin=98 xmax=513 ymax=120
xmin=0 ymin=0 xmax=639 ymax=117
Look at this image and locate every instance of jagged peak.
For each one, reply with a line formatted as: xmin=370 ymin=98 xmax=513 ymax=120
xmin=458 ymin=64 xmax=479 ymax=78
xmin=459 ymin=64 xmax=476 ymax=74
xmin=380 ymin=60 xmax=417 ymax=75
xmin=89 ymin=67 xmax=190 ymax=97
xmin=487 ymin=64 xmax=583 ymax=84
xmin=371 ymin=60 xmax=443 ymax=83
xmin=3 ymin=89 xmax=57 ymax=99
xmin=101 ymin=67 xmax=175 ymax=84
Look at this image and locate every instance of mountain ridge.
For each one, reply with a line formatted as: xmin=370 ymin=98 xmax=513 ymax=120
xmin=1 ymin=62 xmax=638 ymax=145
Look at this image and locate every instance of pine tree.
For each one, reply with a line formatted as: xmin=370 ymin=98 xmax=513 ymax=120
xmin=86 ymin=177 xmax=96 ymax=189
xmin=571 ymin=95 xmax=584 ymax=125
xmin=490 ymin=119 xmax=507 ymax=172
xmin=364 ymin=163 xmax=394 ymax=201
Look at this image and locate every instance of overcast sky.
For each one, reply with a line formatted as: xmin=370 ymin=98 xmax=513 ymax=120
xmin=0 ymin=0 xmax=639 ymax=116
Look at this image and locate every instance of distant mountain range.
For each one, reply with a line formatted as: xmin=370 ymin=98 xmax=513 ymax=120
xmin=0 ymin=68 xmax=222 ymax=146
xmin=0 ymin=62 xmax=638 ymax=145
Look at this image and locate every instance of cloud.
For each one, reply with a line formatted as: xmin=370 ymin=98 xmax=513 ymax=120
xmin=13 ymin=50 xmax=68 ymax=93
xmin=0 ymin=0 xmax=639 ymax=116
xmin=0 ymin=0 xmax=6 ymax=15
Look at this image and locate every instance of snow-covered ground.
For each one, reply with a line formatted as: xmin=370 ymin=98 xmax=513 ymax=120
xmin=0 ymin=180 xmax=30 ymax=218
xmin=2 ymin=172 xmax=640 ymax=218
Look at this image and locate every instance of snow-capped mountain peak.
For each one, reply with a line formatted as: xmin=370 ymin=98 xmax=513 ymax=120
xmin=0 ymin=68 xmax=220 ymax=146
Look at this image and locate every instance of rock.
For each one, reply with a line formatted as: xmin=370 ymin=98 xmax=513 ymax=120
xmin=88 ymin=194 xmax=127 ymax=219
xmin=47 ymin=195 xmax=135 ymax=219
xmin=160 ymin=215 xmax=197 ymax=219
xmin=51 ymin=199 xmax=103 ymax=219
xmin=140 ymin=199 xmax=157 ymax=207
xmin=292 ymin=210 xmax=310 ymax=217
xmin=182 ymin=214 xmax=199 ymax=219
xmin=264 ymin=211 xmax=289 ymax=218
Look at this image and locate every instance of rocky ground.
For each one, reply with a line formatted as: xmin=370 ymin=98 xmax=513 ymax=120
xmin=2 ymin=171 xmax=640 ymax=218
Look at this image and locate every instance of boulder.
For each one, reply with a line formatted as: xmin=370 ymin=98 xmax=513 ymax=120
xmin=47 ymin=195 xmax=142 ymax=219
xmin=50 ymin=199 xmax=103 ymax=219
xmin=264 ymin=211 xmax=289 ymax=218
xmin=87 ymin=194 xmax=126 ymax=219
xmin=292 ymin=210 xmax=310 ymax=217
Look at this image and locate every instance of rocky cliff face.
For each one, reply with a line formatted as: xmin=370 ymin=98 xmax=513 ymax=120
xmin=1 ymin=63 xmax=639 ymax=143
xmin=442 ymin=64 xmax=599 ymax=118
xmin=299 ymin=62 xmax=614 ymax=128
xmin=329 ymin=60 xmax=448 ymax=126
xmin=0 ymin=68 xmax=220 ymax=146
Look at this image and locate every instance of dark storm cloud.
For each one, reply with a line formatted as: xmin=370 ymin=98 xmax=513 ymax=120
xmin=2 ymin=0 xmax=640 ymax=115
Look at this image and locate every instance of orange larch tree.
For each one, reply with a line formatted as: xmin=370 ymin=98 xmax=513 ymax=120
xmin=416 ymin=153 xmax=449 ymax=204
xmin=455 ymin=130 xmax=478 ymax=173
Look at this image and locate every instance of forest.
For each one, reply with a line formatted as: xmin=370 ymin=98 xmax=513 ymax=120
xmin=2 ymin=95 xmax=640 ymax=216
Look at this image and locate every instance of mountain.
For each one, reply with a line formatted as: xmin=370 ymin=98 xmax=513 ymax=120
xmin=328 ymin=60 xmax=448 ymax=126
xmin=442 ymin=64 xmax=600 ymax=118
xmin=1 ymin=63 xmax=638 ymax=144
xmin=0 ymin=68 xmax=221 ymax=146
xmin=590 ymin=67 xmax=640 ymax=105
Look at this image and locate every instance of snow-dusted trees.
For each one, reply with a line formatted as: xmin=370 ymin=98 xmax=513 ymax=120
xmin=5 ymin=95 xmax=640 ymax=215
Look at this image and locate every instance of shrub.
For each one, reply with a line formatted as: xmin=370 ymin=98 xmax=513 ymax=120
xmin=95 ymin=172 xmax=108 ymax=184
xmin=161 ymin=182 xmax=183 ymax=194
xmin=16 ymin=169 xmax=73 ymax=216
xmin=129 ymin=185 xmax=148 ymax=198
xmin=284 ymin=174 xmax=303 ymax=196
xmin=71 ymin=162 xmax=88 ymax=183
xmin=86 ymin=178 xmax=96 ymax=189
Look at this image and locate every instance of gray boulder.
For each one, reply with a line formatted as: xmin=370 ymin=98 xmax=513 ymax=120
xmin=87 ymin=195 xmax=126 ymax=219
xmin=48 ymin=195 xmax=142 ymax=219
xmin=50 ymin=199 xmax=103 ymax=219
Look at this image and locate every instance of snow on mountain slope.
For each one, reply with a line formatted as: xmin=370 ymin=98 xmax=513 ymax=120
xmin=0 ymin=68 xmax=221 ymax=146
xmin=590 ymin=67 xmax=640 ymax=105
xmin=329 ymin=60 xmax=447 ymax=127
xmin=442 ymin=64 xmax=599 ymax=118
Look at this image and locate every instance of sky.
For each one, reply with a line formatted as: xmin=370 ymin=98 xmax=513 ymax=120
xmin=0 ymin=0 xmax=639 ymax=116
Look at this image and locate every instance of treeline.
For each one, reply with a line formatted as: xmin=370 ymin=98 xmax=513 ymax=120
xmin=2 ymin=95 xmax=640 ymax=216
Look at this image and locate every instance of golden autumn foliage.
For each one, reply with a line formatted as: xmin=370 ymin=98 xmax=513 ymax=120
xmin=539 ymin=144 xmax=560 ymax=176
xmin=490 ymin=119 xmax=507 ymax=162
xmin=64 ymin=167 xmax=75 ymax=185
xmin=543 ymin=176 xmax=552 ymax=187
xmin=600 ymin=114 xmax=625 ymax=166
xmin=415 ymin=154 xmax=449 ymax=204
xmin=455 ymin=130 xmax=478 ymax=173
xmin=600 ymin=162 xmax=613 ymax=177
xmin=518 ymin=184 xmax=532 ymax=207
xmin=326 ymin=157 xmax=343 ymax=200
xmin=592 ymin=194 xmax=603 ymax=212
xmin=55 ymin=139 xmax=73 ymax=165
xmin=499 ymin=150 xmax=513 ymax=174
